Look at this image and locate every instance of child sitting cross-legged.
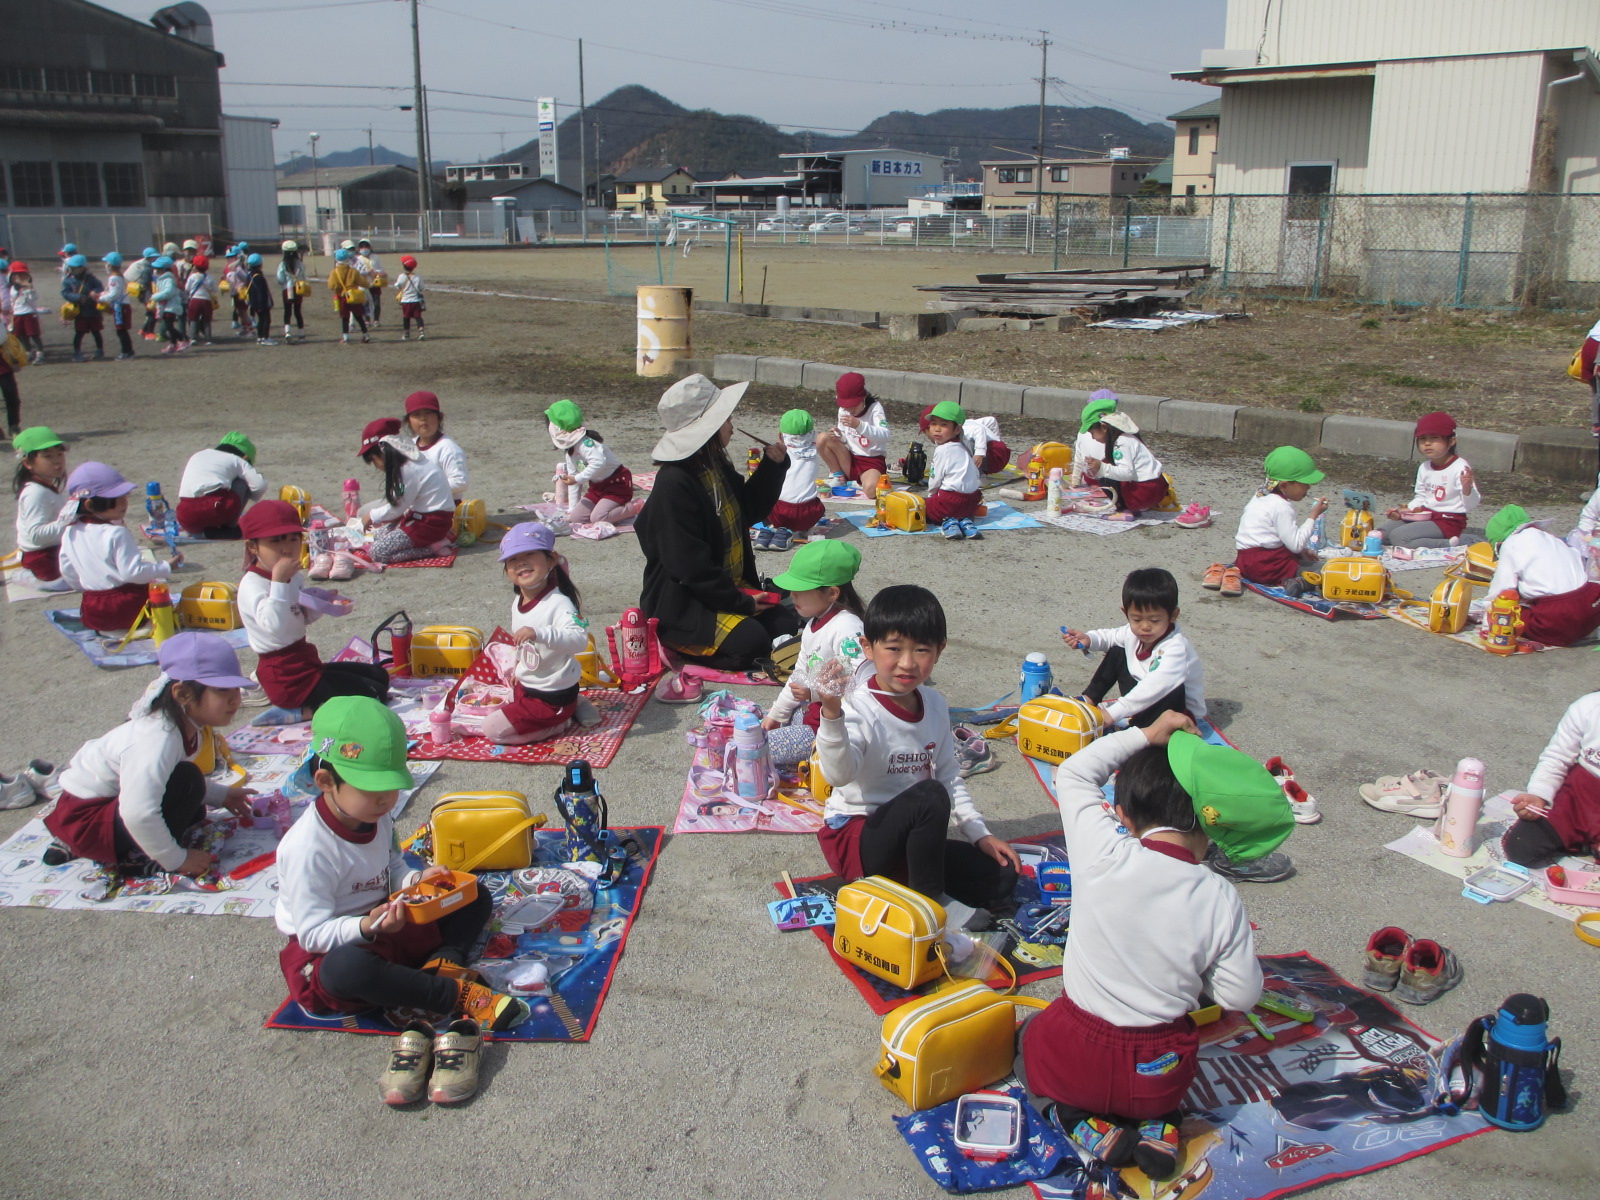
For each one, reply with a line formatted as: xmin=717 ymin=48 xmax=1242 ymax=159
xmin=1020 ymin=710 xmax=1290 ymax=1180
xmin=923 ymin=400 xmax=985 ymax=540
xmin=814 ymin=584 xmax=1022 ymax=955
xmin=12 ymin=426 xmax=75 ymax=590
xmin=275 ymin=697 xmax=529 ymax=1105
xmin=358 ymin=417 xmax=457 ymax=563
xmin=1084 ymin=409 xmax=1166 ymax=515
xmin=58 ymin=461 xmax=172 ymax=632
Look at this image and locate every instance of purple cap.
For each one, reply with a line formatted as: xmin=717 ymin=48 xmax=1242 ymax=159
xmin=498 ymin=520 xmax=557 ymax=561
xmin=65 ymin=462 xmax=135 ymax=500
xmin=156 ymin=631 xmax=255 ymax=688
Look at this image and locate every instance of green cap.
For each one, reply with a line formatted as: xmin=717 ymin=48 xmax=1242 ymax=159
xmin=545 ymin=399 xmax=584 ymax=432
xmin=928 ymin=400 xmax=967 ymax=425
xmin=219 ymin=431 xmax=256 ymax=463
xmin=1167 ymin=731 xmax=1293 ymax=862
xmin=772 ymin=539 xmax=862 ymax=591
xmin=12 ymin=426 xmax=64 ymax=455
xmin=309 ymin=696 xmax=413 ymax=792
xmin=1079 ymin=396 xmax=1117 ymax=433
xmin=1485 ymin=503 xmax=1532 ymax=545
xmin=1263 ymin=446 xmax=1324 ymax=486
xmin=780 ymin=409 xmax=814 ymax=436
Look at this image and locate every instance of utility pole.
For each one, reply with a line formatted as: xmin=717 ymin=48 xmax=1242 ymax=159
xmin=578 ymin=38 xmax=589 ymax=244
xmin=367 ymin=128 xmax=374 ymax=166
xmin=409 ymin=0 xmax=429 ymax=249
xmin=1034 ymin=32 xmax=1049 ymax=220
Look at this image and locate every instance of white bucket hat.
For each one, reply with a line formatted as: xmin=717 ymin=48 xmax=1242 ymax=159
xmin=652 ymin=374 xmax=750 ymax=462
xmin=1102 ymin=410 xmax=1140 ymax=436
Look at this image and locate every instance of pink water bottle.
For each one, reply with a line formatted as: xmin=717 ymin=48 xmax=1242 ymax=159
xmin=1435 ymin=757 xmax=1485 ymax=857
xmin=554 ymin=466 xmax=571 ymax=509
xmin=343 ymin=477 xmax=360 ymax=519
xmin=429 ymin=705 xmax=455 ymax=746
xmin=722 ymin=712 xmax=774 ymax=802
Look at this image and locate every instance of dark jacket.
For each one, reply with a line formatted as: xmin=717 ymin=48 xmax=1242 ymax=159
xmin=636 ymin=451 xmax=786 ymax=651
xmin=246 ymin=269 xmax=273 ymax=313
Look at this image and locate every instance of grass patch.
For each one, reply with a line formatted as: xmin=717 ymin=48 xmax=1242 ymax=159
xmin=1360 ymin=318 xmax=1381 ymax=329
xmin=1298 ymin=397 xmax=1324 ymax=413
xmin=1381 ymin=373 xmax=1458 ymax=389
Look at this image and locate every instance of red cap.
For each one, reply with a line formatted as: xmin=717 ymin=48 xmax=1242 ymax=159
xmin=404 ymin=390 xmax=442 ymax=417
xmin=400 ymin=255 xmax=418 ymax=270
xmin=239 ymin=500 xmax=305 ymax=540
xmin=7 ymin=261 xmax=27 ymax=274
xmin=358 ymin=417 xmax=402 ymax=457
xmin=1413 ymin=411 xmax=1456 ymax=439
xmin=918 ymin=403 xmax=936 ymax=433
xmin=836 ymin=371 xmax=867 ymax=406
xmin=193 ymin=254 xmax=209 ymax=271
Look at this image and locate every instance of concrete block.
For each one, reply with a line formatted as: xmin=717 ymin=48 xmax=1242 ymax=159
xmin=1319 ymin=414 xmax=1417 ymax=459
xmin=897 ymin=372 xmax=965 ymax=407
xmin=855 ymin=367 xmax=907 ymax=402
xmin=1117 ymin=393 xmax=1168 ymax=430
xmin=800 ymin=362 xmax=848 ymax=393
xmin=1022 ymin=386 xmax=1093 ymax=426
xmin=1038 ymin=315 xmax=1081 ymax=331
xmin=1158 ymin=398 xmax=1238 ymax=440
xmin=765 ymin=304 xmax=880 ymax=326
xmin=1517 ymin=427 xmax=1596 ymax=482
xmin=959 ymin=378 xmax=1026 ymax=416
xmin=754 ymin=357 xmax=808 ymax=388
xmin=712 ymin=353 xmax=760 ymax=382
xmin=1233 ymin=407 xmax=1325 ymax=450
xmin=888 ymin=313 xmax=944 ymax=341
xmin=1004 ymin=319 xmax=1041 ymax=332
xmin=1454 ymin=428 xmax=1519 ymax=475
xmin=957 ymin=317 xmax=1010 ymax=332
xmin=672 ymin=357 xmax=715 ymax=380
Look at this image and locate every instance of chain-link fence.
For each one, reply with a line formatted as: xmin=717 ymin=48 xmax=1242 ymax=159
xmin=0 ymin=212 xmax=214 ymax=259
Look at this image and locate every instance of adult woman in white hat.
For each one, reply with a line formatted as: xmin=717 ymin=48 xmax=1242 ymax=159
xmin=636 ymin=374 xmax=800 ymax=700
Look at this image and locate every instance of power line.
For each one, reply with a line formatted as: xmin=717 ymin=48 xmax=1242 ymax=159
xmin=699 ymin=0 xmax=1028 ymax=42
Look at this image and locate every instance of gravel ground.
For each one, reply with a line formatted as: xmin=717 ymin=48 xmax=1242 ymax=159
xmin=0 ymin=292 xmax=1595 ymax=1200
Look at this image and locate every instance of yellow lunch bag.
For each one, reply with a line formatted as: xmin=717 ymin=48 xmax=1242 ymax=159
xmin=371 ymin=271 xmax=389 ymax=288
xmin=343 ymin=286 xmax=368 ymax=305
xmin=295 ymin=280 xmax=311 ymax=297
xmin=575 ymin=633 xmax=621 ymax=689
xmin=217 ymin=277 xmax=230 ymax=293
xmin=876 ymin=980 xmax=1049 ymax=1110
xmin=409 ymin=625 xmax=484 ymax=677
xmin=883 ymin=490 xmax=927 ymax=533
xmin=59 ymin=302 xmax=78 ymax=320
xmin=1028 ymin=441 xmax=1073 ymax=474
xmin=452 ymin=499 xmax=508 ymax=547
xmin=799 ymin=751 xmax=831 ymax=803
xmin=1570 ymin=348 xmax=1587 ymax=381
xmin=1156 ymin=472 xmax=1182 ymax=512
xmin=412 ymin=791 xmax=548 ymax=871
xmin=1340 ymin=507 xmax=1375 ymax=550
xmin=1306 ymin=556 xmax=1405 ymax=604
xmin=127 ymin=280 xmax=143 ymax=299
xmin=833 ymin=876 xmax=947 ymax=989
xmin=278 ymin=485 xmax=311 ymax=523
xmin=1016 ymin=695 xmax=1104 ymax=764
xmin=176 ymin=580 xmax=242 ymax=631
xmin=1449 ymin=541 xmax=1497 ymax=584
xmin=1427 ymin=575 xmax=1475 ymax=634
xmin=1 ymin=333 xmax=26 ymax=371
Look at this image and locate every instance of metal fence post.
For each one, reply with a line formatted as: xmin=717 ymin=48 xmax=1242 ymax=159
xmin=1454 ymin=193 xmax=1474 ymax=308
xmin=1121 ymin=198 xmax=1133 ymax=268
xmin=1311 ymin=197 xmax=1328 ymax=300
xmin=1053 ymin=197 xmax=1062 ymax=270
xmin=1221 ymin=195 xmax=1235 ymax=290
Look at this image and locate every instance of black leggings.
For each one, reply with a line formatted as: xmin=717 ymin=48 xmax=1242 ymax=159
xmin=281 ymin=291 xmax=303 ymax=329
xmin=340 ymin=306 xmax=369 ymax=335
xmin=254 ymin=310 xmax=271 ymax=339
xmin=1082 ymin=647 xmax=1187 ymax=730
xmin=162 ymin=312 xmax=182 ymax=345
xmin=111 ymin=761 xmax=207 ymax=869
xmin=1502 ymin=818 xmax=1571 ymax=867
xmin=72 ymin=327 xmax=104 ymax=355
xmin=142 ymin=304 xmax=157 ymax=336
xmin=0 ymin=373 xmax=19 ymax=431
xmin=858 ymin=779 xmax=1018 ymax=912
xmin=306 ymin=661 xmax=393 ymax=712
xmin=677 ymin=604 xmax=801 ymax=671
xmin=368 ymin=286 xmax=383 ymax=323
xmin=116 ymin=328 xmax=134 ymax=356
xmin=318 ymin=886 xmax=492 ymax=1012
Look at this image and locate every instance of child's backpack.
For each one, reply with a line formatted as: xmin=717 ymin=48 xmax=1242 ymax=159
xmin=1464 ymin=993 xmax=1565 ymax=1131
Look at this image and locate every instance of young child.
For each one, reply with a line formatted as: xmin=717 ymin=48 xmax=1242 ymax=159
xmin=1062 ymin=567 xmax=1207 ymax=730
xmin=488 ymin=521 xmax=590 ymax=745
xmin=274 ymin=697 xmax=529 ymax=1106
xmin=237 ymin=500 xmax=391 ymax=721
xmin=404 ymin=392 xmax=468 ymax=501
xmin=762 ymin=408 xmax=826 ymax=550
xmin=923 ymin=400 xmax=984 ymax=540
xmin=358 ymin=418 xmax=456 ymax=563
xmin=396 ymin=254 xmax=425 ymax=339
xmin=151 ymin=256 xmax=189 ymax=355
xmin=814 ymin=584 xmax=1022 ymax=946
xmin=1224 ymin=446 xmax=1330 ymax=596
xmin=760 ymin=540 xmax=865 ymax=763
xmin=357 ymin=238 xmax=385 ymax=326
xmin=226 ymin=246 xmax=251 ymax=336
xmin=921 ymin=403 xmax=1011 ymax=478
xmin=1504 ymin=690 xmax=1600 ymax=867
xmin=1380 ymin=411 xmax=1481 ymax=548
xmin=58 ymin=461 xmax=172 ymax=631
xmin=1070 ymin=390 xmax=1119 ymax=486
xmin=97 ymin=252 xmax=134 ymax=361
xmin=131 ymin=246 xmax=160 ymax=340
xmin=176 ymin=431 xmax=268 ymax=537
xmin=60 ymin=254 xmax=105 ymax=363
xmin=12 ymin=426 xmax=74 ymax=588
xmin=546 ymin=399 xmax=639 ymax=528
xmin=0 ymin=326 xmax=19 ymax=437
xmin=1020 ymin=710 xmax=1285 ymax=1178
xmin=817 ymin=371 xmax=889 ymax=494
xmin=1482 ymin=503 xmax=1600 ymax=646
xmin=43 ymin=631 xmax=255 ymax=876
xmin=7 ymin=262 xmax=44 ymax=364
xmin=328 ymin=248 xmax=371 ymax=344
xmin=183 ymin=253 xmax=218 ymax=344
xmin=277 ymin=240 xmax=307 ymax=341
xmin=1087 ymin=411 xmax=1166 ymax=514
xmin=245 ymin=253 xmax=275 ymax=346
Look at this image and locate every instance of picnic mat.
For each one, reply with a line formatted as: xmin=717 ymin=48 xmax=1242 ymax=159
xmin=4 ymin=569 xmax=72 ymax=603
xmin=0 ymin=756 xmax=440 ymax=917
xmin=1385 ymin=601 xmax=1576 ymax=653
xmin=1243 ymin=580 xmax=1394 ymax=621
xmin=840 ymin=501 xmax=1041 ymax=538
xmin=663 ymin=648 xmax=782 ymax=688
xmin=516 ymin=470 xmax=656 ymax=533
xmin=351 ymin=547 xmax=457 ymax=570
xmin=46 ymin=607 xmax=252 ymax=669
xmin=1036 ymin=507 xmax=1201 ymax=536
xmin=266 ymin=825 xmax=663 ymax=1042
xmin=226 ymin=676 xmax=452 ymax=755
xmin=672 ymin=774 xmax=825 ymax=834
xmin=1030 ymin=953 xmax=1491 ymax=1200
xmin=1318 ymin=543 xmax=1469 ymax=574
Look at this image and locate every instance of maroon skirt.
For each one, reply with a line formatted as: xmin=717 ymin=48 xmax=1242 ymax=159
xmin=1235 ymin=544 xmax=1302 ymax=586
xmin=980 ymin=442 xmax=1011 ymax=475
xmin=43 ymin=790 xmax=121 ymax=867
xmin=1021 ymin=993 xmax=1199 ymax=1121
xmin=11 ymin=314 xmax=41 ymax=339
xmin=176 ymin=491 xmax=242 ymax=535
xmin=79 ymin=582 xmax=148 ymax=632
xmin=398 ymin=509 xmax=455 ymax=549
xmin=767 ymin=496 xmax=827 ymax=532
xmin=74 ymin=312 xmax=105 ymax=333
xmin=926 ymin=488 xmax=982 ymax=523
xmin=1522 ymin=581 xmax=1600 ymax=647
xmin=1116 ymin=476 xmax=1169 ymax=513
xmin=256 ymin=638 xmax=324 ymax=710
xmin=585 ymin=464 xmax=635 ymax=506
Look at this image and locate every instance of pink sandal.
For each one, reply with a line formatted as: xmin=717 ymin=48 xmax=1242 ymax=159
xmin=307 ymin=551 xmax=334 ymax=580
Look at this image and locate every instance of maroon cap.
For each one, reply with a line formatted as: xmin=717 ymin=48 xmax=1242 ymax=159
xmin=1413 ymin=411 xmax=1456 ymax=439
xmin=239 ymin=500 xmax=304 ymax=540
xmin=836 ymin=371 xmax=867 ymax=406
xmin=358 ymin=417 xmax=402 ymax=457
xmin=918 ymin=403 xmax=936 ymax=433
xmin=404 ymin=390 xmax=442 ymax=417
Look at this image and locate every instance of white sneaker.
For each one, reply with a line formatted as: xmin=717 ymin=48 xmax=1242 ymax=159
xmin=23 ymin=759 xmax=60 ymax=803
xmin=0 ymin=772 xmax=38 ymax=810
xmin=38 ymin=578 xmax=73 ymax=592
xmin=239 ymin=673 xmax=270 ymax=708
xmin=574 ymin=696 xmax=602 ymax=728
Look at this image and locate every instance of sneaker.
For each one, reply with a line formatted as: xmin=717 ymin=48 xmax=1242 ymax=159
xmin=455 ymin=980 xmax=530 ymax=1032
xmin=1133 ymin=1119 xmax=1181 ymax=1180
xmin=92 ymin=351 xmax=105 ymax=361
xmin=1220 ymin=566 xmax=1244 ymax=597
xmin=1396 ymin=938 xmax=1463 ymax=1005
xmin=23 ymin=759 xmax=60 ymax=803
xmin=656 ymin=671 xmax=704 ymax=705
xmin=380 ymin=1020 xmax=434 ymax=1105
xmin=239 ymin=674 xmax=270 ymax=708
xmin=941 ymin=518 xmax=963 ymax=540
xmin=1069 ymin=1115 xmax=1137 ymax=1167
xmin=176 ymin=340 xmax=192 ymax=352
xmin=1362 ymin=926 xmax=1410 ymax=992
xmin=1206 ymin=845 xmax=1295 ymax=883
xmin=161 ymin=344 xmax=176 ymax=356
xmin=1358 ymin=769 xmax=1447 ymax=817
xmin=1174 ymin=504 xmax=1212 ymax=529
xmin=421 ymin=956 xmax=486 ymax=987
xmin=341 ymin=334 xmax=350 ymax=344
xmin=42 ymin=839 xmax=75 ymax=866
xmin=941 ymin=927 xmax=977 ymax=964
xmin=428 ymin=1018 xmax=486 ymax=1104
xmin=71 ymin=353 xmax=87 ymax=363
xmin=753 ymin=525 xmax=775 ymax=551
xmin=952 ymin=725 xmax=997 ymax=777
xmin=258 ymin=338 xmax=278 ymax=346
xmin=0 ymin=773 xmax=37 ymax=810
xmin=1284 ymin=778 xmax=1321 ymax=824
xmin=257 ymin=706 xmax=307 ymax=727
xmin=116 ymin=353 xmax=135 ymax=361
xmin=361 ymin=334 xmax=371 ymax=344
xmin=959 ymin=517 xmax=983 ymax=540
xmin=1202 ymin=562 xmax=1226 ymax=590
xmin=769 ymin=527 xmax=794 ymax=551
xmin=417 ymin=330 xmax=425 ymax=340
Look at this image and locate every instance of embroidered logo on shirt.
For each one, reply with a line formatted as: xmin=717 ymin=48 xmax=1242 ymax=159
xmin=1136 ymin=1051 xmax=1181 ymax=1076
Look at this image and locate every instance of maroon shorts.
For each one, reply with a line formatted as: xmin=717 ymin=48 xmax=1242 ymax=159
xmin=844 ymin=454 xmax=888 ymax=484
xmin=503 ymin=683 xmax=579 ymax=736
xmin=185 ymin=298 xmax=213 ymax=322
xmin=12 ymin=314 xmax=40 ymax=339
xmin=256 ymin=638 xmax=324 ymax=710
xmin=74 ymin=312 xmax=104 ymax=334
xmin=20 ymin=546 xmax=61 ymax=582
xmin=980 ymin=442 xmax=1011 ymax=475
xmin=585 ymin=465 xmax=634 ymax=506
xmin=767 ymin=496 xmax=826 ymax=532
xmin=402 ymin=302 xmax=423 ymax=319
xmin=398 ymin=509 xmax=455 ymax=549
xmin=175 ymin=491 xmax=242 ymax=535
xmin=336 ymin=298 xmax=364 ymax=317
xmin=1021 ymin=993 xmax=1199 ymax=1121
xmin=1527 ymin=764 xmax=1600 ymax=856
xmin=79 ymin=581 xmax=148 ymax=632
xmin=1115 ymin=476 xmax=1169 ymax=514
xmin=925 ymin=488 xmax=982 ymax=523
xmin=43 ymin=790 xmax=121 ymax=867
xmin=1422 ymin=509 xmax=1468 ymax=539
xmin=279 ymin=922 xmax=443 ymax=1016
xmin=816 ymin=815 xmax=868 ymax=883
xmin=1522 ymin=581 xmax=1600 ymax=647
xmin=1234 ymin=545 xmax=1302 ymax=586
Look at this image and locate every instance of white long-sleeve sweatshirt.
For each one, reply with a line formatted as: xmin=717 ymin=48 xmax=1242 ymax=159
xmin=179 ymin=447 xmax=267 ymax=500
xmin=964 ymin=415 xmax=1003 ymax=464
xmin=1578 ymin=478 xmax=1600 ymax=536
xmin=395 ymin=271 xmax=424 ymax=304
xmin=237 ymin=567 xmax=323 ymax=654
xmin=1083 ymin=623 xmax=1207 ymax=724
xmin=58 ymin=708 xmax=230 ymax=870
xmin=1485 ymin=525 xmax=1587 ymax=605
xmin=1234 ymin=491 xmax=1315 ymax=554
xmin=1408 ymin=457 xmax=1480 ymax=515
xmin=1056 ymin=728 xmax=1262 ymax=1026
xmin=274 ymin=796 xmax=410 ymax=954
xmin=510 ymin=585 xmax=590 ymax=693
xmin=561 ymin=435 xmax=623 ymax=487
xmin=1072 ymin=430 xmax=1103 ymax=482
xmin=416 ymin=435 xmax=468 ymax=499
xmin=766 ymin=606 xmax=865 ymax=726
xmin=367 ymin=454 xmax=455 ymax=525
xmin=928 ymin=438 xmax=980 ymax=495
xmin=15 ymin=481 xmax=75 ymax=550
xmin=779 ymin=431 xmax=820 ymax=507
xmin=816 ymin=667 xmax=990 ymax=842
xmin=1525 ymin=691 xmax=1600 ymax=803
xmin=59 ymin=521 xmax=170 ymax=592
xmin=836 ymin=400 xmax=889 ymax=459
xmin=1094 ymin=433 xmax=1163 ymax=483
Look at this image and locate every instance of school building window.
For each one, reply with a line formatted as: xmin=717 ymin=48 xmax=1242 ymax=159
xmin=0 ymin=65 xmax=41 ymax=91
xmin=135 ymin=74 xmax=177 ymax=98
xmin=9 ymin=161 xmax=55 ymax=207
xmin=1185 ymin=184 xmax=1197 ymax=197
xmin=617 ymin=183 xmax=635 ymax=194
xmin=1049 ymin=166 xmax=1070 ymax=182
xmin=1188 ymin=126 xmax=1200 ymax=154
xmin=996 ymin=167 xmax=1033 ymax=184
xmin=44 ymin=66 xmax=90 ymax=93
xmin=58 ymin=162 xmax=101 ymax=207
xmin=102 ymin=162 xmax=144 ymax=207
xmin=92 ymin=70 xmax=134 ymax=96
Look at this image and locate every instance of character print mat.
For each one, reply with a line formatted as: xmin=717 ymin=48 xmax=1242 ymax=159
xmin=266 ymin=826 xmax=663 ymax=1043
xmin=1028 ymin=954 xmax=1491 ymax=1200
xmin=1242 ymin=580 xmax=1395 ymax=621
xmin=45 ymin=606 xmax=251 ymax=669
xmin=1385 ymin=601 xmax=1578 ymax=653
xmin=516 ymin=470 xmax=656 ymax=534
xmin=672 ymin=774 xmax=825 ymax=834
xmin=840 ymin=502 xmax=1042 ymax=538
xmin=0 ymin=756 xmax=440 ymax=918
xmin=1036 ymin=507 xmax=1210 ymax=536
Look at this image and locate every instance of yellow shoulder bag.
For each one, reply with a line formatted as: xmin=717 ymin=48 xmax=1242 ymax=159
xmin=833 ymin=876 xmax=948 ymax=989
xmin=877 ymin=980 xmax=1048 ymax=1110
xmin=1304 ymin=557 xmax=1411 ymax=604
xmin=176 ymin=580 xmax=242 ymax=631
xmin=409 ymin=791 xmax=548 ymax=871
xmin=409 ymin=625 xmax=484 ymax=677
xmin=883 ymin=491 xmax=926 ymax=533
xmin=1015 ymin=695 xmax=1104 ymax=764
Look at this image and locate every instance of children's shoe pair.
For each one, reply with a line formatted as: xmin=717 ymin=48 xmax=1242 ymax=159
xmin=1173 ymin=503 xmax=1212 ymax=529
xmin=1363 ymin=926 xmax=1463 ymax=1004
xmin=0 ymin=759 xmax=60 ymax=809
xmin=1201 ymin=563 xmax=1243 ymax=597
xmin=380 ymin=1018 xmax=489 ymax=1105
xmin=1051 ymin=1108 xmax=1181 ymax=1180
xmin=753 ymin=526 xmax=794 ymax=552
xmin=656 ymin=671 xmax=704 ymax=705
xmin=1358 ymin=769 xmax=1447 ymax=817
xmin=940 ymin=517 xmax=983 ymax=540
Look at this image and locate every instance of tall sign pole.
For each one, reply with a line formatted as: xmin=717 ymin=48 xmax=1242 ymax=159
xmin=578 ymin=40 xmax=588 ymax=243
xmin=538 ymin=97 xmax=559 ymax=184
xmin=1034 ymin=33 xmax=1049 ymax=221
xmin=409 ymin=0 xmax=430 ymax=248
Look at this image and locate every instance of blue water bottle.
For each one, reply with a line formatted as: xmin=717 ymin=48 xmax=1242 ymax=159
xmin=1362 ymin=531 xmax=1384 ymax=557
xmin=1020 ymin=653 xmax=1053 ymax=703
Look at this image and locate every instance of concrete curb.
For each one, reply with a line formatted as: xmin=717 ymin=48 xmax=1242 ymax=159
xmin=708 ymin=353 xmax=1591 ymax=482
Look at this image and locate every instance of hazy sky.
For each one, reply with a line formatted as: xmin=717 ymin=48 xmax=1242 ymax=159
xmin=99 ymin=0 xmax=1225 ymax=162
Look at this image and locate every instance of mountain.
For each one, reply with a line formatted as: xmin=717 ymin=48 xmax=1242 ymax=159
xmin=610 ymin=110 xmax=798 ymax=177
xmin=277 ymin=144 xmax=428 ymax=174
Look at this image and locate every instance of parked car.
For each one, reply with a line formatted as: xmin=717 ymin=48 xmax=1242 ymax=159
xmin=756 ymin=216 xmax=809 ymax=232
xmin=807 ymin=213 xmax=864 ymax=233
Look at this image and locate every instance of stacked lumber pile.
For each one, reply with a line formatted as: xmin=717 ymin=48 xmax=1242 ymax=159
xmin=915 ymin=265 xmax=1211 ymax=319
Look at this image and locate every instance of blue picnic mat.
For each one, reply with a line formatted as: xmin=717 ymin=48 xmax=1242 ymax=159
xmin=895 ymin=1082 xmax=1079 ymax=1194
xmin=840 ymin=502 xmax=1042 ymax=538
xmin=46 ymin=607 xmax=251 ymax=669
xmin=1243 ymin=580 xmax=1392 ymax=621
